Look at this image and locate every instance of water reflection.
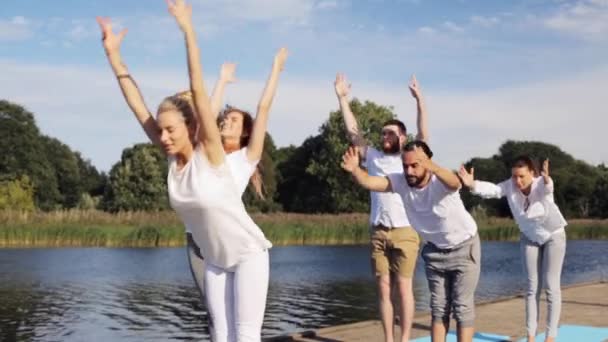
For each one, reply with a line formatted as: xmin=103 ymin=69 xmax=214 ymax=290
xmin=0 ymin=241 xmax=606 ymax=341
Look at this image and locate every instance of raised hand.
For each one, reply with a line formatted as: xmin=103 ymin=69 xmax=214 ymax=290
xmin=412 ymin=145 xmax=436 ymax=172
xmin=96 ymin=17 xmax=127 ymax=55
xmin=458 ymin=165 xmax=475 ymax=188
xmin=273 ymin=47 xmax=289 ymax=72
xmin=409 ymin=74 xmax=422 ymax=100
xmin=334 ymin=73 xmax=351 ymax=99
xmin=220 ymin=62 xmax=237 ymax=83
xmin=541 ymin=159 xmax=550 ymax=178
xmin=341 ymin=146 xmax=360 ymax=173
xmin=166 ymin=0 xmax=193 ymax=31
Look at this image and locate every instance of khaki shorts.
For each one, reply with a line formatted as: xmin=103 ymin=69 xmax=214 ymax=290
xmin=370 ymin=225 xmax=420 ymax=278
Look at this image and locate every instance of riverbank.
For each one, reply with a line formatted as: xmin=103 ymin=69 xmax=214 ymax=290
xmin=1 ymin=210 xmax=607 ymax=247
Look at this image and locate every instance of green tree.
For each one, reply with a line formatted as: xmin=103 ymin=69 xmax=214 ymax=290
xmin=590 ymin=166 xmax=608 ymax=218
xmin=0 ymin=175 xmax=35 ymax=211
xmin=276 ymin=98 xmax=397 ymax=213
xmin=41 ymin=136 xmax=82 ymax=208
xmin=0 ymin=100 xmax=60 ymax=209
xmin=102 ymin=143 xmax=169 ymax=212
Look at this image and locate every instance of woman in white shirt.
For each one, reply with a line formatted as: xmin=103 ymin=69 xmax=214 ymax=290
xmin=459 ymin=156 xmax=567 ymax=342
xmin=97 ymin=1 xmax=285 ymax=340
xmin=187 ymin=57 xmax=287 ymax=310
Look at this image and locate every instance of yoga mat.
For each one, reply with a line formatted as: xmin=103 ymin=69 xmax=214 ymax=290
xmin=516 ymin=325 xmax=608 ymax=342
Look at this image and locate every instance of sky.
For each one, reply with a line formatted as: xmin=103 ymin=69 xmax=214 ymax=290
xmin=1 ymin=0 xmax=607 ymax=172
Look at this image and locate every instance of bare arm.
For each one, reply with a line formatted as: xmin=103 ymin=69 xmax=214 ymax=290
xmin=246 ymin=48 xmax=288 ymax=162
xmin=458 ymin=165 xmax=506 ymax=198
xmin=96 ymin=17 xmax=160 ymax=147
xmin=341 ymin=147 xmax=391 ymax=192
xmin=168 ymin=0 xmax=223 ymax=165
xmin=210 ymin=62 xmax=236 ymax=119
xmin=540 ymin=159 xmax=554 ymax=194
xmin=334 ymin=73 xmax=367 ymax=157
xmin=409 ymin=75 xmax=429 ymax=142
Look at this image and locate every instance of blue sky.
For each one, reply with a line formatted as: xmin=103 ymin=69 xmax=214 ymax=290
xmin=1 ymin=0 xmax=607 ymax=171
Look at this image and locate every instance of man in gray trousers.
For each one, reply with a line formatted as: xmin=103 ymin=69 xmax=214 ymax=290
xmin=341 ymin=141 xmax=480 ymax=342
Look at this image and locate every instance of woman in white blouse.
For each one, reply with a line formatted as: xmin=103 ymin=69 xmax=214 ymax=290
xmin=459 ymin=156 xmax=567 ymax=342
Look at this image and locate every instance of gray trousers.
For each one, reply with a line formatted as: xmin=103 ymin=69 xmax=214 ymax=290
xmin=520 ymin=231 xmax=566 ymax=338
xmin=421 ymin=235 xmax=481 ymax=328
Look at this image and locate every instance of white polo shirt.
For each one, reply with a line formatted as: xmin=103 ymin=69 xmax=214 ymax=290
xmin=472 ymin=177 xmax=567 ymax=244
xmin=363 ymin=147 xmax=410 ymax=228
xmin=388 ymin=173 xmax=478 ymax=249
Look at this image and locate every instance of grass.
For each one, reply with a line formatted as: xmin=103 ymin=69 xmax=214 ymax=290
xmin=0 ymin=210 xmax=606 ymax=248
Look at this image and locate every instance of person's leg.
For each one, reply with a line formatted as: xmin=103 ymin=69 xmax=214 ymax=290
xmin=542 ymin=232 xmax=566 ymax=342
xmin=233 ymin=250 xmax=269 ymax=342
xmin=186 ymin=233 xmax=206 ymax=299
xmin=372 ymin=227 xmax=395 ymax=342
xmin=391 ymin=227 xmax=420 ymax=342
xmin=521 ymin=234 xmax=541 ymax=342
xmin=204 ymin=262 xmax=236 ymax=342
xmin=422 ymin=244 xmax=451 ymax=342
xmin=451 ymin=236 xmax=480 ymax=342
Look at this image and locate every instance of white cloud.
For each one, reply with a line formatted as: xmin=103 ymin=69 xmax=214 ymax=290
xmin=442 ymin=21 xmax=464 ymax=33
xmin=0 ymin=16 xmax=33 ymax=41
xmin=544 ymin=0 xmax=608 ymax=41
xmin=470 ymin=15 xmax=500 ymax=27
xmin=1 ymin=59 xmax=605 ymax=172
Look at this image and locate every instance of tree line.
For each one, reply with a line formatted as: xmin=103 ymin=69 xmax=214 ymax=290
xmin=1 ymin=99 xmax=606 ymax=218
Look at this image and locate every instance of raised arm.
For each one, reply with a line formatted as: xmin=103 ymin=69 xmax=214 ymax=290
xmin=540 ymin=159 xmax=554 ymax=194
xmin=96 ymin=17 xmax=160 ymax=147
xmin=168 ymin=0 xmax=223 ymax=165
xmin=458 ymin=165 xmax=505 ymax=198
xmin=341 ymin=147 xmax=391 ymax=192
xmin=414 ymin=147 xmax=460 ymax=191
xmin=409 ymin=75 xmax=428 ymax=142
xmin=334 ymin=74 xmax=367 ymax=156
xmin=246 ymin=48 xmax=288 ymax=162
xmin=210 ymin=62 xmax=236 ymax=118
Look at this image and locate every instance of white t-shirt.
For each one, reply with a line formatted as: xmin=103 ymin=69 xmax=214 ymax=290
xmin=226 ymin=147 xmax=259 ymax=195
xmin=182 ymin=147 xmax=257 ymax=234
xmin=363 ymin=147 xmax=411 ymax=228
xmin=472 ymin=177 xmax=567 ymax=244
xmin=167 ymin=147 xmax=271 ymax=269
xmin=388 ymin=173 xmax=478 ymax=249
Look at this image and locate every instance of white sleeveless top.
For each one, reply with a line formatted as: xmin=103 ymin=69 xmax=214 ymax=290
xmin=167 ymin=146 xmax=272 ymax=269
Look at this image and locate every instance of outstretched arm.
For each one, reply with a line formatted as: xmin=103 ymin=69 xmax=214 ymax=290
xmin=168 ymin=0 xmax=223 ymax=165
xmin=246 ymin=48 xmax=288 ymax=162
xmin=341 ymin=147 xmax=391 ymax=192
xmin=409 ymin=75 xmax=428 ymax=142
xmin=334 ymin=73 xmax=367 ymax=157
xmin=458 ymin=165 xmax=505 ymax=198
xmin=97 ymin=17 xmax=161 ymax=147
xmin=210 ymin=62 xmax=236 ymax=119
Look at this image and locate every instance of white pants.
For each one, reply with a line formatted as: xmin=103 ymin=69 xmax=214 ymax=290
xmin=204 ymin=250 xmax=269 ymax=342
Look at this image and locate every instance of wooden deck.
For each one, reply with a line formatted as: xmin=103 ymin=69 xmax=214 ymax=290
xmin=267 ymin=281 xmax=608 ymax=341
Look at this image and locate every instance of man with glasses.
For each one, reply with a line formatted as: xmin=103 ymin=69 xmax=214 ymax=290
xmin=334 ymin=73 xmax=428 ymax=342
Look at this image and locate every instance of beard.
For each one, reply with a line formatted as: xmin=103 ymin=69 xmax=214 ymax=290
xmin=381 ymin=135 xmax=401 ymax=154
xmin=406 ymin=170 xmax=429 ymax=187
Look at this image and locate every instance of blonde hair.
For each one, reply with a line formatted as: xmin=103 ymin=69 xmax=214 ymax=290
xmin=157 ymin=91 xmax=197 ymax=127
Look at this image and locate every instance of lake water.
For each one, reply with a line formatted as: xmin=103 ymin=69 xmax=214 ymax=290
xmin=1 ymin=241 xmax=606 ymax=341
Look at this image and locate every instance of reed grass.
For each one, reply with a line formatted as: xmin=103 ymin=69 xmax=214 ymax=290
xmin=0 ymin=210 xmax=606 ymax=248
